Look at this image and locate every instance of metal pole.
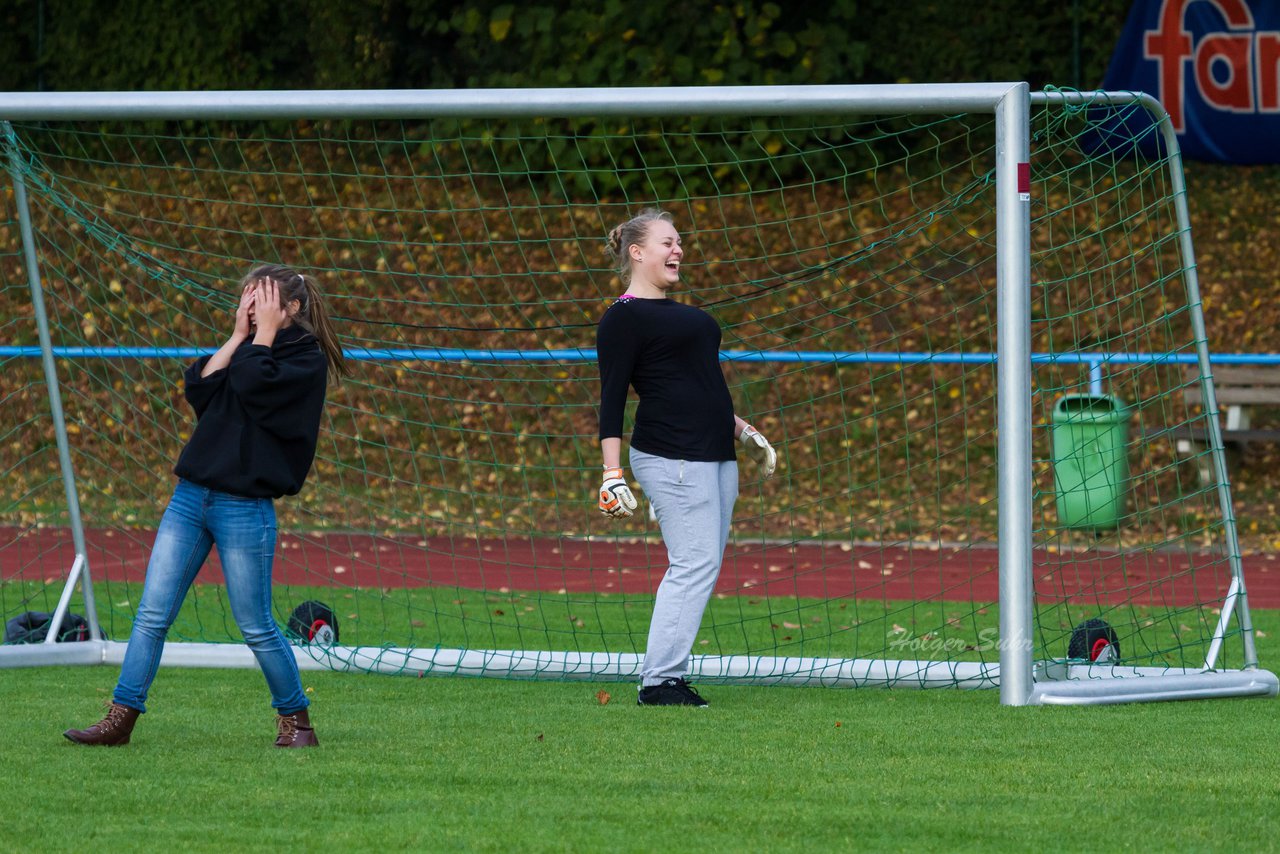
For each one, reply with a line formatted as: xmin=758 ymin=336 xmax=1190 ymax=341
xmin=1204 ymin=577 xmax=1240 ymax=669
xmin=3 ymin=122 xmax=102 ymax=642
xmin=0 ymin=83 xmax=1024 ymax=122
xmin=43 ymin=554 xmax=87 ymax=644
xmin=1148 ymin=100 xmax=1257 ymax=670
xmin=996 ymin=84 xmax=1034 ymax=706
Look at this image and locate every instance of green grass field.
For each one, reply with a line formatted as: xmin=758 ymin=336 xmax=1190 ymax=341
xmin=4 ymin=595 xmax=1280 ymax=850
xmin=5 ymin=665 xmax=1280 ymax=852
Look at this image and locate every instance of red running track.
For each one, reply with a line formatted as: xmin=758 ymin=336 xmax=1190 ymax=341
xmin=5 ymin=527 xmax=1280 ymax=607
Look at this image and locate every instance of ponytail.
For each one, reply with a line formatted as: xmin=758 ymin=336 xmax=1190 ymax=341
xmin=298 ymin=274 xmax=350 ymax=385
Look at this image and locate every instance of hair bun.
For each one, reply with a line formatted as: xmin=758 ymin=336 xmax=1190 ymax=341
xmin=606 ymin=225 xmax=624 ymax=255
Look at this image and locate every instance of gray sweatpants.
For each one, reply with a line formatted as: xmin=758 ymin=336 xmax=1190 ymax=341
xmin=630 ymin=448 xmax=739 ymax=686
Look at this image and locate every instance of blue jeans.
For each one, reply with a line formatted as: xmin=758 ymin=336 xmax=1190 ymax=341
xmin=114 ymin=480 xmax=308 ymax=715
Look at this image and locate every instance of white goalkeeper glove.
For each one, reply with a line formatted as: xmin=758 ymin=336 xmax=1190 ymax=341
xmin=739 ymin=424 xmax=777 ymax=479
xmin=598 ymin=467 xmax=638 ymax=518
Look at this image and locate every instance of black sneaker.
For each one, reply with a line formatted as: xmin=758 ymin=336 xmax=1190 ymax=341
xmin=637 ymin=678 xmax=709 ymax=707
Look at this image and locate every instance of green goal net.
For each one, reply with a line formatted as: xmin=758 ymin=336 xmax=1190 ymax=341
xmin=0 ymin=87 xmax=1269 ymax=701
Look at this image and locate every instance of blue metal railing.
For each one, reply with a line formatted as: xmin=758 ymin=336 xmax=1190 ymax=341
xmin=4 ymin=345 xmax=1280 ymax=396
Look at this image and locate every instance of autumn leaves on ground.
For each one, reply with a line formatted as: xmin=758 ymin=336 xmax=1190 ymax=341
xmin=2 ymin=123 xmax=1279 ymax=553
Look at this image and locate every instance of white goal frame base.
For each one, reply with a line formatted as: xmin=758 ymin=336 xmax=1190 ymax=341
xmin=2 ymin=641 xmax=1274 ymax=706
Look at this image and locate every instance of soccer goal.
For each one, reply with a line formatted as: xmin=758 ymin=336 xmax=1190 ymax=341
xmin=1 ymin=84 xmax=1273 ymax=706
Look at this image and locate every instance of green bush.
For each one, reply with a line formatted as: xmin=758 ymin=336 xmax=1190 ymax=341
xmin=0 ymin=0 xmax=1131 ymax=93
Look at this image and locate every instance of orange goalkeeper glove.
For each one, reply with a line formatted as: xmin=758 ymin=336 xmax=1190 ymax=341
xmin=598 ymin=467 xmax=638 ymax=518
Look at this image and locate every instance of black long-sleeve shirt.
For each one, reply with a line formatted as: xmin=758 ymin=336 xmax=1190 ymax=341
xmin=174 ymin=324 xmax=328 ymax=498
xmin=597 ymin=296 xmax=736 ymax=462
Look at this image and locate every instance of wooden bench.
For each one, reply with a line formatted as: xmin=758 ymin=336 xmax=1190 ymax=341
xmin=1170 ymin=366 xmax=1280 ymax=482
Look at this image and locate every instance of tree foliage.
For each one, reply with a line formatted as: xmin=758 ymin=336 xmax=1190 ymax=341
xmin=0 ymin=0 xmax=1132 ymax=93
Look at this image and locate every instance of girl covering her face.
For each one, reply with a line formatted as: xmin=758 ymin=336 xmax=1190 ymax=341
xmin=65 ymin=263 xmax=348 ymax=748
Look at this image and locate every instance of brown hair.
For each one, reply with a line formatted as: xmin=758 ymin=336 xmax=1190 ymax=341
xmin=605 ymin=208 xmax=674 ymax=285
xmin=240 ymin=263 xmax=350 ymax=384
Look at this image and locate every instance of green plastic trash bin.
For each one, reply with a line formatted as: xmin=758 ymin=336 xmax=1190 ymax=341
xmin=1051 ymin=394 xmax=1132 ymax=530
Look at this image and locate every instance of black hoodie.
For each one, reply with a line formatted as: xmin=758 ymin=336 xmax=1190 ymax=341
xmin=173 ymin=325 xmax=328 ymax=498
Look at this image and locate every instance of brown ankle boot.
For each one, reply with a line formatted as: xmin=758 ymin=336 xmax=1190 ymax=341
xmin=64 ymin=702 xmax=141 ymax=746
xmin=274 ymin=708 xmax=318 ymax=748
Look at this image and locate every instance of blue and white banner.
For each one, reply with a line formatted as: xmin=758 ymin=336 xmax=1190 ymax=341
xmin=1104 ymin=0 xmax=1280 ymax=163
